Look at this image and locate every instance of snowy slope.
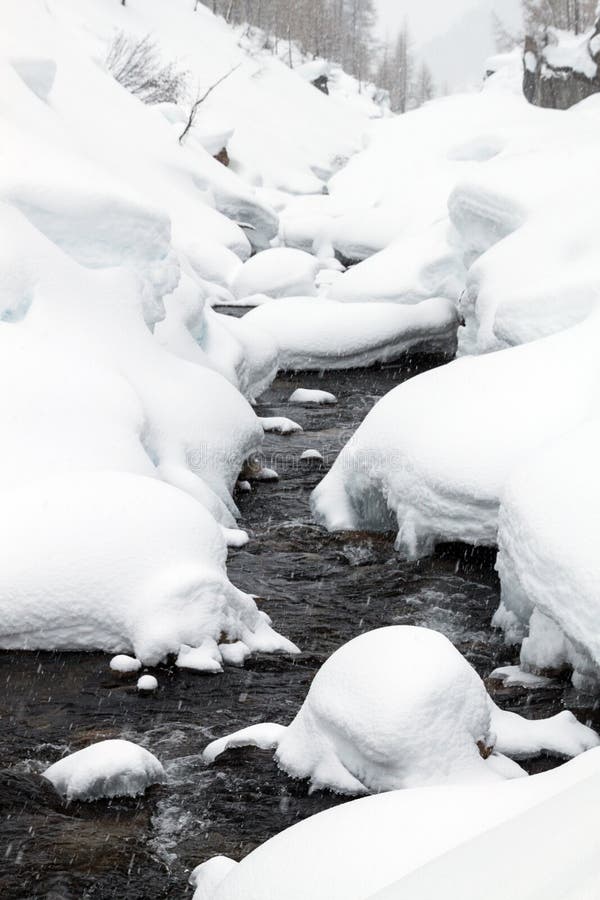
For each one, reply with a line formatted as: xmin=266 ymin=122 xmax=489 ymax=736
xmin=0 ymin=0 xmax=379 ymax=663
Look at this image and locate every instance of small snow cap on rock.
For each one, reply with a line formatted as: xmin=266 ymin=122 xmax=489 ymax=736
xmin=110 ymin=654 xmax=142 ymax=674
xmin=190 ymin=855 xmax=238 ymax=900
xmin=203 ymin=626 xmax=598 ymax=794
xmin=289 ymin=388 xmax=337 ymax=405
xmin=300 ymin=449 xmax=323 ymax=461
xmin=137 ymin=674 xmax=158 ymax=692
xmin=43 ymin=739 xmax=165 ymax=802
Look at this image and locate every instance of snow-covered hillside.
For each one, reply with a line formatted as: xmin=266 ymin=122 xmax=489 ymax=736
xmin=0 ymin=0 xmax=386 ymax=665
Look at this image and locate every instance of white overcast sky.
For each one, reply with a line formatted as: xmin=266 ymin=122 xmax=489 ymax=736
xmin=374 ymin=0 xmax=523 ymax=88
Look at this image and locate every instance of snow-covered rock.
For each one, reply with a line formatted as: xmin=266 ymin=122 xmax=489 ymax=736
xmin=110 ymin=655 xmax=142 ymax=674
xmin=289 ymin=388 xmax=337 ymax=405
xmin=0 ymin=472 xmax=294 ymax=665
xmin=137 ymin=674 xmax=158 ymax=692
xmin=231 ymin=248 xmax=318 ymax=301
xmin=243 ymin=297 xmax=458 ymax=370
xmin=495 ymin=418 xmax=600 ymax=689
xmin=300 ymin=450 xmax=323 ymax=462
xmin=43 ymin=739 xmax=165 ymax=802
xmin=202 ymin=748 xmax=600 ymax=900
xmin=312 ymin=314 xmax=600 ymax=556
xmin=203 ymin=627 xmax=596 ymax=794
xmin=260 ymin=417 xmax=303 ymax=435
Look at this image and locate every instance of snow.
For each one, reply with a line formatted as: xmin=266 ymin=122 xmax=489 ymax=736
xmin=218 ymin=641 xmax=251 ymax=668
xmin=300 ymin=450 xmax=323 ymax=461
xmin=1 ymin=0 xmax=384 ymax=665
xmin=110 ymin=655 xmax=142 ymax=674
xmin=495 ymin=418 xmax=600 ymax=688
xmin=242 ymin=297 xmax=458 ymax=371
xmin=203 ymin=724 xmax=287 ymax=764
xmin=260 ymin=417 xmax=303 ymax=435
xmin=489 ymin=665 xmax=553 ymax=689
xmin=204 ymin=749 xmax=600 ymax=900
xmin=543 ymin=27 xmax=599 ymax=80
xmin=176 ymin=641 xmax=224 ymax=674
xmin=253 ymin=467 xmax=279 ymax=482
xmin=491 ymin=706 xmax=598 ymax=760
xmin=138 ymin=674 xmax=158 ymax=692
xmin=289 ymin=389 xmax=337 ymax=405
xmin=312 ymin=313 xmax=600 ymax=555
xmin=190 ymin=856 xmax=238 ymax=900
xmin=0 ymin=471 xmax=293 ymax=665
xmin=203 ymin=627 xmax=595 ymax=794
xmin=43 ymin=739 xmax=165 ymax=802
xmin=231 ymin=248 xmax=318 ymax=301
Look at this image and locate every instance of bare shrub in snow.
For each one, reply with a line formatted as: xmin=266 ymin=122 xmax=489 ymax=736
xmin=106 ymin=31 xmax=189 ymax=104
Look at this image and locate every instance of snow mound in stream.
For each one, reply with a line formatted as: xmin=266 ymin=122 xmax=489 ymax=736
xmin=0 ymin=472 xmax=296 ymax=665
xmin=203 ymin=627 xmax=597 ymax=794
xmin=312 ymin=312 xmax=600 ymax=556
xmin=202 ymin=749 xmax=600 ymax=900
xmin=243 ymin=297 xmax=458 ymax=370
xmin=43 ymin=739 xmax=165 ymax=802
xmin=495 ymin=418 xmax=600 ymax=689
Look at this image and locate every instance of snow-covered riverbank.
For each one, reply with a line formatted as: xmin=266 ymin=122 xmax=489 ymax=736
xmin=2 ymin=0 xmax=600 ymax=896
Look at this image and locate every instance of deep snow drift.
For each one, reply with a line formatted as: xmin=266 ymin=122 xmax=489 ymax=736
xmin=196 ymin=749 xmax=600 ymax=900
xmin=203 ymin=627 xmax=597 ymax=794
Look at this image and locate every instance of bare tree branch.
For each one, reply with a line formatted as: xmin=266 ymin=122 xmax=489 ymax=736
xmin=178 ymin=64 xmax=242 ymax=144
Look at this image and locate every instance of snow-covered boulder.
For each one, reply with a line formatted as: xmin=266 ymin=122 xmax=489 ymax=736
xmin=0 ymin=471 xmax=296 ymax=665
xmin=201 ymin=748 xmax=600 ymax=900
xmin=312 ymin=313 xmax=600 ymax=556
xmin=231 ymin=248 xmax=319 ymax=301
xmin=43 ymin=739 xmax=165 ymax=802
xmin=242 ymin=297 xmax=459 ymax=370
xmin=203 ymin=627 xmax=597 ymax=794
xmin=495 ymin=418 xmax=600 ymax=689
xmin=110 ymin=655 xmax=142 ymax=674
xmin=288 ymin=388 xmax=337 ymax=405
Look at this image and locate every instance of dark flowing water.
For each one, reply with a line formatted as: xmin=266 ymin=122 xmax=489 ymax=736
xmin=1 ymin=354 xmax=598 ymax=900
